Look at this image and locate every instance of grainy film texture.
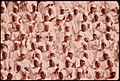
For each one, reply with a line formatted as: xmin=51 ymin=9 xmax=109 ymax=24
xmin=0 ymin=1 xmax=119 ymax=80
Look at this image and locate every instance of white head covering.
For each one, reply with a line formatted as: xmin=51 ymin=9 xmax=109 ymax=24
xmin=77 ymin=68 xmax=82 ymax=72
xmin=69 ymin=48 xmax=74 ymax=53
xmin=21 ymin=29 xmax=26 ymax=34
xmin=5 ymin=31 xmax=10 ymax=35
xmin=61 ymin=69 xmax=67 ymax=77
xmin=21 ymin=48 xmax=27 ymax=55
xmin=1 ymin=1 xmax=7 ymax=11
xmin=35 ymin=49 xmax=41 ymax=54
xmin=14 ymin=41 xmax=21 ymax=44
xmin=13 ymin=5 xmax=18 ymax=9
xmin=31 ymin=38 xmax=36 ymax=43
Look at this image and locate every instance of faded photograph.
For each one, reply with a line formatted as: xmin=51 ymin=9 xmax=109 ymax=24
xmin=0 ymin=1 xmax=119 ymax=80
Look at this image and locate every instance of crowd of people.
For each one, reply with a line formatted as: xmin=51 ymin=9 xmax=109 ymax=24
xmin=0 ymin=1 xmax=119 ymax=80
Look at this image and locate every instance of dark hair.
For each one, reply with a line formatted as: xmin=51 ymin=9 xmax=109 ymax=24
xmin=48 ymin=8 xmax=52 ymax=15
xmin=34 ymin=60 xmax=39 ymax=67
xmin=64 ymin=36 xmax=69 ymax=42
xmin=62 ymin=45 xmax=66 ymax=53
xmin=68 ymin=52 xmax=73 ymax=59
xmin=106 ymin=26 xmax=110 ymax=32
xmin=90 ymin=6 xmax=95 ymax=14
xmin=83 ymin=14 xmax=87 ymax=22
xmin=66 ymin=13 xmax=73 ymax=22
xmin=2 ymin=51 xmax=7 ymax=60
xmin=105 ymin=33 xmax=111 ymax=40
xmin=74 ymin=9 xmax=78 ymax=15
xmin=95 ymin=71 xmax=100 ymax=79
xmin=83 ymin=53 xmax=88 ymax=59
xmin=60 ymin=8 xmax=64 ymax=15
xmin=81 ymin=24 xmax=86 ymax=32
xmin=107 ymin=60 xmax=113 ymax=68
xmin=101 ymin=8 xmax=106 ymax=14
xmin=101 ymin=42 xmax=106 ymax=49
xmin=106 ymin=16 xmax=110 ymax=22
xmin=13 ymin=7 xmax=18 ymax=13
xmin=5 ymin=34 xmax=10 ymax=41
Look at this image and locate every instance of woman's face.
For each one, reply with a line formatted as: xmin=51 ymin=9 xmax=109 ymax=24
xmin=74 ymin=9 xmax=78 ymax=15
xmin=95 ymin=71 xmax=100 ymax=79
xmin=44 ymin=15 xmax=49 ymax=22
xmin=65 ymin=60 xmax=70 ymax=68
xmin=16 ymin=65 xmax=21 ymax=72
xmin=107 ymin=60 xmax=113 ymax=68
xmin=58 ymin=72 xmax=63 ymax=80
xmin=5 ymin=34 xmax=10 ymax=41
xmin=40 ymin=71 xmax=46 ymax=79
xmin=80 ymin=60 xmax=85 ymax=67
xmin=2 ymin=51 xmax=7 ymax=60
xmin=60 ymin=9 xmax=64 ymax=14
xmin=34 ymin=60 xmax=39 ymax=67
xmin=13 ymin=7 xmax=18 ymax=13
xmin=77 ymin=72 xmax=81 ymax=80
xmin=20 ymin=34 xmax=25 ymax=41
xmin=48 ymin=8 xmax=53 ymax=15
xmin=7 ymin=73 xmax=13 ymax=80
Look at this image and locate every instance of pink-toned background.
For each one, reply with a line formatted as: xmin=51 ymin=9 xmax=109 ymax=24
xmin=0 ymin=1 xmax=119 ymax=80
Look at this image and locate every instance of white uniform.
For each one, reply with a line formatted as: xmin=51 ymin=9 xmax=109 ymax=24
xmin=29 ymin=67 xmax=41 ymax=79
xmin=4 ymin=40 xmax=13 ymax=53
xmin=10 ymin=50 xmax=20 ymax=61
xmin=86 ymin=67 xmax=96 ymax=80
xmin=20 ymin=59 xmax=32 ymax=72
xmin=26 ymin=1 xmax=37 ymax=12
xmin=13 ymin=71 xmax=22 ymax=80
xmin=1 ymin=69 xmax=8 ymax=80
